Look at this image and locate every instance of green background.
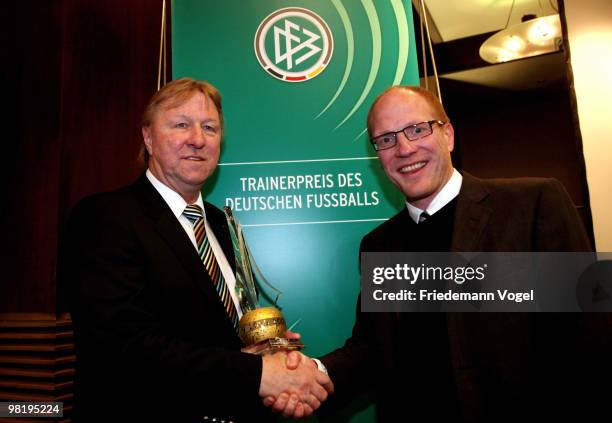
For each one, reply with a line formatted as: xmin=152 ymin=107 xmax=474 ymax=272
xmin=172 ymin=1 xmax=419 ymax=421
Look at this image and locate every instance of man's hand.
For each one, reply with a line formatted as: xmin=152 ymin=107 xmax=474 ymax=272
xmin=261 ymin=351 xmax=333 ymax=419
xmin=259 ymin=351 xmax=333 ymax=419
xmin=284 ymin=329 xmax=301 ymax=341
xmin=241 ymin=330 xmax=302 ymax=354
xmin=284 ymin=350 xmax=304 ymax=370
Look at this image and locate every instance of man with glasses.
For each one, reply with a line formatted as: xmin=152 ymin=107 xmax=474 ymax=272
xmin=270 ymin=85 xmax=593 ymax=421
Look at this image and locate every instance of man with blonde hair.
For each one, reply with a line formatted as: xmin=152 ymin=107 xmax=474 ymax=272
xmin=61 ymin=78 xmax=332 ymax=422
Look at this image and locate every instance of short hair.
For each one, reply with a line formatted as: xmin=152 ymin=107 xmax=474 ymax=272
xmin=142 ymin=77 xmax=224 ymax=130
xmin=366 ymin=86 xmax=449 ymax=138
xmin=140 ymin=77 xmax=224 ymax=164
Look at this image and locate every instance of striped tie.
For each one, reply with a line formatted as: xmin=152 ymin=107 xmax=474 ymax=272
xmin=183 ymin=205 xmax=239 ymax=331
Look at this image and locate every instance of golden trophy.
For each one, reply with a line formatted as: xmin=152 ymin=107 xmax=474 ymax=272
xmin=224 ymin=207 xmax=304 ymax=355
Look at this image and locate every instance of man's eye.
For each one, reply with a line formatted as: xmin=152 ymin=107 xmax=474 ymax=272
xmin=175 ymin=122 xmax=188 ymax=129
xmin=379 ymin=135 xmax=395 ymax=145
xmin=203 ymin=124 xmax=218 ymax=133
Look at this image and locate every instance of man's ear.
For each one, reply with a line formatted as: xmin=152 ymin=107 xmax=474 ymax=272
xmin=444 ymin=122 xmax=455 ymax=153
xmin=142 ymin=127 xmax=153 ymax=154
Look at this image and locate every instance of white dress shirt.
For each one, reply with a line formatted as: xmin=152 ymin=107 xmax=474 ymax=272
xmin=405 ymin=168 xmax=463 ymax=224
xmin=146 ymin=170 xmax=242 ymax=318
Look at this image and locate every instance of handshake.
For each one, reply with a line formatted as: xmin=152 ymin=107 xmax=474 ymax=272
xmin=256 ymin=333 xmax=334 ymax=419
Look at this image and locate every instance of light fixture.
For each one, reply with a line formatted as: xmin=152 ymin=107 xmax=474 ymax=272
xmin=480 ymin=13 xmax=562 ymax=64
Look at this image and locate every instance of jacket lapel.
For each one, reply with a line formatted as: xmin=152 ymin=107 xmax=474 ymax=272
xmin=451 ymin=172 xmax=492 ymax=252
xmin=448 ymin=172 xmax=493 ymax=404
xmin=131 ymin=176 xmax=236 ymax=318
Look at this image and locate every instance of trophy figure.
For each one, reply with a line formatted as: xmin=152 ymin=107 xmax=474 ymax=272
xmin=224 ymin=207 xmax=304 ymax=355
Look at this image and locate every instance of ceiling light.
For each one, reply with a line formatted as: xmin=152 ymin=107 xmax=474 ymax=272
xmin=505 ymin=35 xmax=525 ymax=52
xmin=528 ymin=18 xmax=556 ymax=44
xmin=480 ymin=14 xmax=562 ymax=64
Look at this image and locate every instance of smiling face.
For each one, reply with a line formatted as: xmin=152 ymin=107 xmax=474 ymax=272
xmin=369 ymin=88 xmax=455 ymax=210
xmin=142 ymin=91 xmax=221 ymax=203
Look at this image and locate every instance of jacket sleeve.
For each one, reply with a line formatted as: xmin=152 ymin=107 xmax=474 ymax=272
xmin=59 ymin=194 xmax=263 ymax=416
xmin=534 ymin=178 xmax=592 ymax=252
xmin=318 ymin=236 xmax=384 ymax=410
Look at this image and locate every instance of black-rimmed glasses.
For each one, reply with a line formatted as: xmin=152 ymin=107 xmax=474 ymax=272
xmin=370 ymin=120 xmax=446 ymax=151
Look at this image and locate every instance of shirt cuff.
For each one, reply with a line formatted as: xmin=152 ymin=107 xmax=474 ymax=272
xmin=312 ymin=358 xmax=328 ymax=375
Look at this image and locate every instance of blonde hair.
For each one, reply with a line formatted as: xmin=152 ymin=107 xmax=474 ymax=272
xmin=142 ymin=77 xmax=223 ymax=130
xmin=140 ymin=77 xmax=223 ymax=164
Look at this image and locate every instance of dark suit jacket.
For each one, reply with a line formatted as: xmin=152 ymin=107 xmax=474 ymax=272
xmin=321 ymin=173 xmax=596 ymax=422
xmin=59 ymin=175 xmax=272 ymax=422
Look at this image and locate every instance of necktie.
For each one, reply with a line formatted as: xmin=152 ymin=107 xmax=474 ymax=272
xmin=418 ymin=211 xmax=430 ymax=224
xmin=183 ymin=205 xmax=239 ymax=331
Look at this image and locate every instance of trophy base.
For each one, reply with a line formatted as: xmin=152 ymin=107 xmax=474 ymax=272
xmin=243 ymin=337 xmax=305 ymax=355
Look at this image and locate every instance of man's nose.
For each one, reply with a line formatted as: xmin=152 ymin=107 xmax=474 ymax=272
xmin=395 ymin=131 xmax=417 ymax=156
xmin=189 ymin=126 xmax=206 ymax=147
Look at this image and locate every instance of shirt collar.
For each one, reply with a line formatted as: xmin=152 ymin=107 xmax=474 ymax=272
xmin=146 ymin=169 xmax=205 ymax=219
xmin=405 ymin=168 xmax=463 ymax=224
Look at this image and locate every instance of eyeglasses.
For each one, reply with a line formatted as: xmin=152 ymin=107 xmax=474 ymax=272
xmin=370 ymin=120 xmax=446 ymax=151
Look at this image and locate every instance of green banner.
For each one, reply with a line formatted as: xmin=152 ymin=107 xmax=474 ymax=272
xmin=172 ymin=1 xmax=419 ymax=420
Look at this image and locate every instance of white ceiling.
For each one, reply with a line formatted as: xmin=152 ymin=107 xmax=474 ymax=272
xmin=416 ymin=0 xmax=564 ymax=91
xmin=425 ymin=0 xmax=559 ymax=42
xmin=441 ymin=51 xmax=566 ymax=91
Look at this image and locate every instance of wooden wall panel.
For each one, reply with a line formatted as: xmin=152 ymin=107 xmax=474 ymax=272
xmin=0 ymin=313 xmax=74 ymax=422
